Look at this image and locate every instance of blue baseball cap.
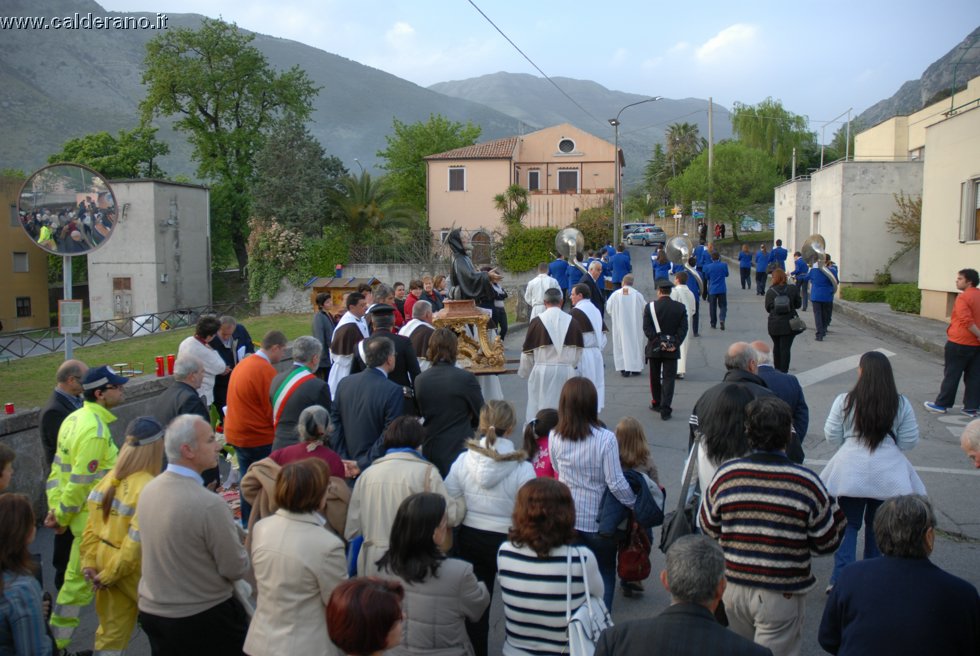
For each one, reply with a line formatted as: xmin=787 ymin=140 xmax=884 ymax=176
xmin=82 ymin=365 xmax=129 ymax=391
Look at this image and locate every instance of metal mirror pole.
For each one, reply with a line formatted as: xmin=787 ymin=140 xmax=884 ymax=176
xmin=63 ymin=255 xmax=73 ymax=360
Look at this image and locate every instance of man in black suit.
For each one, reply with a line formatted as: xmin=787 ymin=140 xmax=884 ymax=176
xmin=414 ymin=329 xmax=485 ymax=476
xmin=38 ymin=358 xmax=88 ymax=590
xmin=330 ymin=335 xmax=404 ymax=474
xmin=752 ymin=341 xmax=809 ymax=454
xmin=351 ymin=304 xmax=421 ymax=415
xmin=644 ymin=278 xmax=688 ymax=420
xmin=210 ymin=315 xmax=255 ymax=419
xmin=581 ymin=259 xmax=607 ymax=318
xmin=312 ymin=292 xmax=336 ymax=380
xmin=597 ymin=535 xmax=772 ymax=656
xmin=270 ymin=335 xmax=331 ymax=450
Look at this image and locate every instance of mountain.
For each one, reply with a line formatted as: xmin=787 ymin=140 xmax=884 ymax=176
xmin=855 ymin=26 xmax=980 ymax=129
xmin=0 ymin=0 xmax=523 ymax=178
xmin=430 ymin=72 xmax=733 ymax=187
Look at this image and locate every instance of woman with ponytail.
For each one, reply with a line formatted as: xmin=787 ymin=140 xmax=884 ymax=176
xmin=79 ymin=416 xmax=165 ymax=654
xmin=445 ymin=400 xmax=535 ymax=656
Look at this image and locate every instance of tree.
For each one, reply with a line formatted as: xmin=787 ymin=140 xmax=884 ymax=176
xmin=140 ymin=18 xmax=319 ymax=272
xmin=326 ymin=171 xmax=415 ymax=235
xmin=666 ymin=122 xmax=707 ymax=175
xmin=643 ymin=143 xmax=670 ymax=201
xmin=493 ymin=184 xmax=529 ymax=229
xmin=47 ymin=126 xmax=169 ymax=179
xmin=670 ymin=142 xmax=782 ymax=239
xmin=732 ymin=98 xmax=816 ymax=178
xmin=377 ymin=114 xmax=481 ymax=214
xmin=252 ymin=116 xmax=347 ymax=237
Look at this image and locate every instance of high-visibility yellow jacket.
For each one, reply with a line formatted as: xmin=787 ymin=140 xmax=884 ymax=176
xmin=46 ymin=401 xmax=119 ymax=527
xmin=80 ymin=471 xmax=153 ymax=587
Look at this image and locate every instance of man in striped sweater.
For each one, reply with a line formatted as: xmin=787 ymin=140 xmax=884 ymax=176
xmin=701 ymin=397 xmax=845 ymax=656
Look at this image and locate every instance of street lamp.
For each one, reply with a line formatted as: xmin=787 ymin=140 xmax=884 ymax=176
xmin=610 ymin=96 xmax=662 ymax=245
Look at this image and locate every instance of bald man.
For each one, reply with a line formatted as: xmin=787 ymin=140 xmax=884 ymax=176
xmin=961 ymin=420 xmax=980 ymax=468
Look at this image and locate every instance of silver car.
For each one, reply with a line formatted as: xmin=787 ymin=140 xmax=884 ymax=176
xmin=625 ymin=225 xmax=667 ymax=247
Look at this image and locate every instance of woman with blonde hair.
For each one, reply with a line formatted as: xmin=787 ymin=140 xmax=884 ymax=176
xmin=79 ymin=417 xmax=166 ymax=654
xmin=446 ymin=400 xmax=535 ymax=656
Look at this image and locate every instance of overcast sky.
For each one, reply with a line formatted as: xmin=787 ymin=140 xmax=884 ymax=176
xmin=100 ymin=0 xmax=976 ymax=132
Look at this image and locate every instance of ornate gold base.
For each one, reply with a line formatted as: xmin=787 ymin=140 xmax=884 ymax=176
xmin=433 ymin=300 xmax=507 ymax=373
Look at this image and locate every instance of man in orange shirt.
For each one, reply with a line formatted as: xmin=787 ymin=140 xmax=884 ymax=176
xmin=925 ymin=269 xmax=980 ymax=417
xmin=223 ymin=330 xmax=287 ymax=524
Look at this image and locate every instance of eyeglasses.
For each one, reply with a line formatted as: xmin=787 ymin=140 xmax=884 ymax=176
xmin=104 ymin=384 xmax=122 ymax=390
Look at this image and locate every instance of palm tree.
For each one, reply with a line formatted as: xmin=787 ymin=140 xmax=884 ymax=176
xmin=666 ymin=122 xmax=707 ymax=175
xmin=493 ymin=183 xmax=530 ymax=229
xmin=326 ymin=171 xmax=415 ymax=234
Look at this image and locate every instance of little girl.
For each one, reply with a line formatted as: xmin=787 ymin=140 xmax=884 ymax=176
xmin=614 ymin=417 xmax=664 ymax=597
xmin=522 ymin=408 xmax=559 ymax=478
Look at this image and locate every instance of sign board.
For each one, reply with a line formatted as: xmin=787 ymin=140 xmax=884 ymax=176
xmin=58 ymin=300 xmax=84 ymax=334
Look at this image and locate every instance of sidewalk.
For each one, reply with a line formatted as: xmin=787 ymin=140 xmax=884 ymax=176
xmin=834 ymin=299 xmax=947 ymax=357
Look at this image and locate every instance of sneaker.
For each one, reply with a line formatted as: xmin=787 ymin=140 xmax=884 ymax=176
xmin=923 ymin=401 xmax=947 ymax=414
xmin=963 ymin=408 xmax=978 ymax=418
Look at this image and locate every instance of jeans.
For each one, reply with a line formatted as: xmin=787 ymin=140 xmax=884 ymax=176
xmin=458 ymin=525 xmax=507 ymax=656
xmin=755 ymin=271 xmax=767 ymax=295
xmin=797 ymin=278 xmax=809 ymax=311
xmin=771 ymin=333 xmax=796 ymax=372
xmin=576 ymin=531 xmax=618 ymax=611
xmin=708 ymin=293 xmax=728 ymax=327
xmin=831 ymin=497 xmax=883 ymax=585
xmin=740 ymin=267 xmax=751 ymax=289
xmin=812 ymin=301 xmax=833 ymax=338
xmin=234 ymin=444 xmax=272 ymax=525
xmin=649 ymin=356 xmax=678 ymax=415
xmin=935 ymin=340 xmax=980 ymax=410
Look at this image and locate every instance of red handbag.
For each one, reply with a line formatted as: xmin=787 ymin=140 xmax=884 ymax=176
xmin=617 ymin=512 xmax=652 ymax=582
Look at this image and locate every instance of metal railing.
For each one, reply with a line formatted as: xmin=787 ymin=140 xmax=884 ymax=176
xmin=0 ymin=301 xmax=256 ymax=360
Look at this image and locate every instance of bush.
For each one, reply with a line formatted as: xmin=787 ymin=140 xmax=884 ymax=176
xmin=873 ymin=270 xmax=892 ymax=286
xmin=292 ymin=226 xmax=350 ymax=285
xmin=498 ymin=226 xmax=559 ymax=273
xmin=840 ymin=287 xmax=887 ymax=303
xmin=885 ymin=283 xmax=920 ymax=314
xmin=573 ymin=204 xmax=612 ymax=250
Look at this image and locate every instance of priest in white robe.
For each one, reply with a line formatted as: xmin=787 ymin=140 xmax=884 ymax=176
xmin=606 ymin=274 xmax=646 ymax=377
xmin=327 ymin=291 xmax=370 ymax=397
xmin=570 ymin=282 xmax=607 ymax=413
xmin=524 ymin=262 xmax=562 ymax=320
xmin=670 ymin=270 xmax=698 ymax=379
xmin=518 ymin=288 xmax=584 ymax=423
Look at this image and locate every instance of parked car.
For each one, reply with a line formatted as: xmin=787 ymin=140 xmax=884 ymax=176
xmin=625 ymin=225 xmax=667 ymax=247
xmin=740 ymin=217 xmax=763 ymax=232
xmin=622 ymin=222 xmax=654 ymax=237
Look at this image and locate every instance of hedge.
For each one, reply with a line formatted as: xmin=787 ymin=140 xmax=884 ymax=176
xmin=840 ymin=287 xmax=887 ymax=303
xmin=885 ymin=283 xmax=921 ymax=314
xmin=498 ymin=226 xmax=560 ymax=273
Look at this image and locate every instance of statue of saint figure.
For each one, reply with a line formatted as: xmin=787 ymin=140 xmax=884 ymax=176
xmin=445 ymin=228 xmax=502 ymax=303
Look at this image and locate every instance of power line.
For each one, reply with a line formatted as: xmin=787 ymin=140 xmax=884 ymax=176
xmin=465 ymin=0 xmax=606 ymax=127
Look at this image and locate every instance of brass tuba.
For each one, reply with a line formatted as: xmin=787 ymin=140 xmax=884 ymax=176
xmin=665 ymin=235 xmax=703 ymax=295
xmin=555 ymin=227 xmax=589 ymax=275
xmin=801 ymin=234 xmax=838 ymax=292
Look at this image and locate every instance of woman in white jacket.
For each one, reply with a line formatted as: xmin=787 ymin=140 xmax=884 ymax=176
xmin=445 ymin=400 xmax=535 ymax=656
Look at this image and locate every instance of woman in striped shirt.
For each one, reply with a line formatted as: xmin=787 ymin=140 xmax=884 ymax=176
xmin=497 ymin=478 xmax=602 ymax=656
xmin=548 ymin=378 xmax=635 ymax=610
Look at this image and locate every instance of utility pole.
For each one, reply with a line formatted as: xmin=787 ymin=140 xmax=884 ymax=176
xmin=707 ymin=97 xmax=714 ymax=238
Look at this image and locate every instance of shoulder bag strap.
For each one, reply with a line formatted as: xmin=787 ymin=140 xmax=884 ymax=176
xmin=649 ymin=301 xmax=662 ymax=334
xmin=678 ymin=438 xmax=699 ymax=513
xmin=424 ymin=463 xmax=433 ymax=493
xmin=576 ymin=547 xmax=597 ymax=624
xmin=565 ymin=548 xmax=573 ymax=622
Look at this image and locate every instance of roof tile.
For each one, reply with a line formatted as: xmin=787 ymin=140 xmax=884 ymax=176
xmin=425 ymin=136 xmax=519 ymax=160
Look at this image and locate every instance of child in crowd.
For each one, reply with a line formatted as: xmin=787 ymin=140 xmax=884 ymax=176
xmin=522 ymin=408 xmax=559 ymax=478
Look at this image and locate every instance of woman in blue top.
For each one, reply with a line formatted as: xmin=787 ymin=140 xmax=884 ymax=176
xmin=0 ymin=495 xmax=53 ymax=656
xmin=738 ymin=244 xmax=753 ymax=290
xmin=808 ymin=254 xmax=839 ymax=341
xmin=754 ymin=244 xmax=769 ymax=295
xmin=791 ymin=251 xmax=810 ymax=311
xmin=651 ymin=248 xmax=671 ymax=282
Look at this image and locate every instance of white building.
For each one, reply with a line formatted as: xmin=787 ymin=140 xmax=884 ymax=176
xmin=87 ymin=180 xmax=211 ymax=322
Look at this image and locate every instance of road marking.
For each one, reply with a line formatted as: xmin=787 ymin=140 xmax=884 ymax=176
xmin=805 ymin=460 xmax=980 ymax=477
xmin=796 ymin=348 xmax=896 ymax=388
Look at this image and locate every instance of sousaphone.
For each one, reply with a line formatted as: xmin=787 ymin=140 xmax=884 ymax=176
xmin=665 ymin=235 xmax=703 ymax=295
xmin=801 ymin=233 xmax=838 ymax=292
xmin=555 ymin=227 xmax=589 ymax=275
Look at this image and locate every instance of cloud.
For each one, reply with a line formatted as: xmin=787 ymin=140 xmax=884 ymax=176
xmin=668 ymin=41 xmax=689 ymax=55
xmin=641 ymin=56 xmax=663 ymax=70
xmin=696 ymin=24 xmax=758 ymax=62
xmin=611 ymin=47 xmax=628 ymax=66
xmin=385 ymin=21 xmax=415 ymax=46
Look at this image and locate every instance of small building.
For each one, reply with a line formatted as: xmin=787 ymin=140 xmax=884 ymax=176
xmin=87 ymin=180 xmax=211 ymax=323
xmin=425 ymin=123 xmax=618 ymax=246
xmin=1 ymin=176 xmax=49 ymax=332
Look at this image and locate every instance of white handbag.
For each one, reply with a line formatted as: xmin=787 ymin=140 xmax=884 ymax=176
xmin=565 ymin=547 xmax=613 ymax=656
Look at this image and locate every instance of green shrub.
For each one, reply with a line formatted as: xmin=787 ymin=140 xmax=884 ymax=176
xmin=885 ymin=283 xmax=920 ymax=314
xmin=573 ymin=204 xmax=612 ymax=249
xmin=873 ymin=270 xmax=893 ymax=287
xmin=499 ymin=226 xmax=559 ymax=273
xmin=840 ymin=287 xmax=887 ymax=303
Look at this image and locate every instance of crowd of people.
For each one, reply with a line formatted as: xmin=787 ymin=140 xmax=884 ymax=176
xmin=20 ymin=197 xmax=117 ymax=254
xmin=1 ymin=240 xmax=978 ymax=656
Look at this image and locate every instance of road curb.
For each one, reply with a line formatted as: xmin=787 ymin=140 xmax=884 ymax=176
xmin=834 ymin=300 xmax=945 ymax=357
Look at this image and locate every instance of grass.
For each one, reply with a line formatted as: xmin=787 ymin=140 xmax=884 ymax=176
xmin=0 ymin=313 xmax=314 ymax=410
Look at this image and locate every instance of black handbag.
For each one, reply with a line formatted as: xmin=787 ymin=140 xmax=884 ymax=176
xmin=659 ymin=439 xmax=700 ymax=554
xmin=648 ymin=302 xmax=677 ymax=353
xmin=788 ymin=314 xmax=806 ymax=334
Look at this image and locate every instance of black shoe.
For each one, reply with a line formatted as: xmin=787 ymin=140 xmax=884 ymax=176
xmin=649 ymin=401 xmax=659 ymax=411
xmin=660 ymin=409 xmax=672 ymax=420
xmin=620 ymin=370 xmax=629 ymax=377
xmin=815 ymin=335 xmax=824 ymax=341
xmin=710 ymin=324 xmax=716 ymax=329
xmin=720 ymin=321 xmax=725 ymax=330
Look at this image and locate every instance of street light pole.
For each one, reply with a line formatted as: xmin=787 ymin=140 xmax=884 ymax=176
xmin=609 ymin=96 xmax=662 ymax=246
